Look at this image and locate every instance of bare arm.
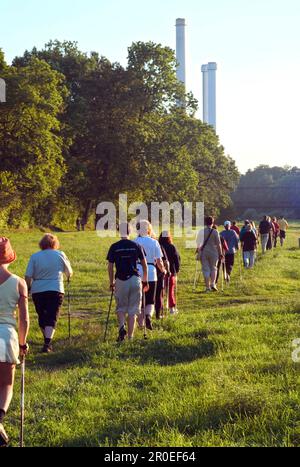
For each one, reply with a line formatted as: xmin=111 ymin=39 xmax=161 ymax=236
xmin=141 ymin=258 xmax=148 ymax=284
xmin=63 ymin=254 xmax=73 ymax=280
xmin=18 ymin=279 xmax=30 ymax=352
xmin=25 ymin=275 xmax=32 ymax=293
xmin=156 ymin=258 xmax=166 ymax=274
xmin=108 ymin=262 xmax=115 ymax=290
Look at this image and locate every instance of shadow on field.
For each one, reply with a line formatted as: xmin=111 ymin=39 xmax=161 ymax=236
xmin=28 ymin=346 xmax=91 ymax=370
xmin=119 ymin=337 xmax=217 ymax=366
xmin=60 ymin=395 xmax=264 ymax=447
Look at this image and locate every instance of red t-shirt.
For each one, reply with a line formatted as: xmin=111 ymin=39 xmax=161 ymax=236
xmin=273 ymin=222 xmax=280 ymax=234
xmin=231 ymin=225 xmax=240 ymax=236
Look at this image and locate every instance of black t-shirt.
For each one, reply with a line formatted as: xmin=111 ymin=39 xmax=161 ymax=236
xmin=242 ymin=231 xmax=257 ymax=252
xmin=107 ymin=239 xmax=146 ymax=281
xmin=160 ymin=243 xmax=181 ymax=275
xmin=259 ymin=220 xmax=272 ymax=235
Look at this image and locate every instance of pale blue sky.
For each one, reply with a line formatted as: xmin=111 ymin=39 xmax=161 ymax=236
xmin=1 ymin=0 xmax=300 ymax=173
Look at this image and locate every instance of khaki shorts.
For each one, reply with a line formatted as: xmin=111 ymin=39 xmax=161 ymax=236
xmin=115 ymin=276 xmax=142 ymax=315
xmin=201 ymin=251 xmax=219 ymax=278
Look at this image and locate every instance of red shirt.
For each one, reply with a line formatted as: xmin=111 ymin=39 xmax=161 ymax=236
xmin=273 ymin=222 xmax=280 ymax=234
xmin=231 ymin=225 xmax=240 ymax=236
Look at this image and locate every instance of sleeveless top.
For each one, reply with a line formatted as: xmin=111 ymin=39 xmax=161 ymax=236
xmin=0 ymin=275 xmax=20 ymax=328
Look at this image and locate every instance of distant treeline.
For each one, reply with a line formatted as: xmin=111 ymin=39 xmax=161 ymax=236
xmin=229 ymin=165 xmax=300 ymax=220
xmin=0 ymin=41 xmax=239 ymax=229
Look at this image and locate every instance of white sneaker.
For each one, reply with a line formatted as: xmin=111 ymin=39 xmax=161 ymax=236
xmin=169 ymin=308 xmax=176 ymax=315
xmin=205 ymin=288 xmax=211 ymax=293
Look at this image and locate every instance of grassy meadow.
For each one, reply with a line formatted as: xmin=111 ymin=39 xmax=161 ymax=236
xmin=2 ymin=224 xmax=300 ymax=447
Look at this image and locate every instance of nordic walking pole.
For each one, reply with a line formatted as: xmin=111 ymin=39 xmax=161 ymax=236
xmin=239 ymin=249 xmax=243 ymax=282
xmin=104 ymin=289 xmax=114 ymax=343
xmin=175 ymin=274 xmax=178 ymax=313
xmin=143 ymin=291 xmax=147 ymax=340
xmin=221 ymin=261 xmax=224 ymax=293
xmin=166 ymin=274 xmax=170 ymax=312
xmin=20 ymin=355 xmax=25 ymax=448
xmin=67 ymin=278 xmax=71 ymax=342
xmin=193 ymin=260 xmax=199 ymax=290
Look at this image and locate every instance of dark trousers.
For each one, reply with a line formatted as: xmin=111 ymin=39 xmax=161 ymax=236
xmin=267 ymin=233 xmax=273 ymax=250
xmin=225 ymin=254 xmax=235 ymax=276
xmin=32 ymin=292 xmax=64 ymax=329
xmin=155 ymin=275 xmax=164 ymax=318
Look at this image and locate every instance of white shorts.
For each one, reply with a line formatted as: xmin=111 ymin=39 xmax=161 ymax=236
xmin=0 ymin=324 xmax=19 ymax=365
xmin=115 ymin=276 xmax=142 ymax=316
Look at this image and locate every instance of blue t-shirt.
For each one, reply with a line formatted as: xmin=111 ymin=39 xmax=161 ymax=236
xmin=220 ymin=230 xmax=239 ymax=255
xmin=107 ymin=239 xmax=146 ymax=281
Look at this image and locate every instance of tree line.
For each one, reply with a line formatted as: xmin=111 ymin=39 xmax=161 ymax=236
xmin=0 ymin=40 xmax=240 ymax=229
xmin=230 ymin=165 xmax=300 ymax=220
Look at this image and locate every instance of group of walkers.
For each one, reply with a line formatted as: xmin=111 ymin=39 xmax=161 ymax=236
xmin=107 ymin=220 xmax=181 ymax=342
xmin=196 ymin=215 xmax=289 ymax=292
xmin=0 ymin=234 xmax=72 ymax=446
xmin=0 ymin=222 xmax=181 ymax=446
xmin=0 ymin=214 xmax=289 ymax=446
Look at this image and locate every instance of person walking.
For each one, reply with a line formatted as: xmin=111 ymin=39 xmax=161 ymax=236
xmin=272 ymin=217 xmax=280 ymax=248
xmin=135 ymin=220 xmax=166 ymax=331
xmin=216 ymin=226 xmax=229 ymax=287
xmin=266 ymin=217 xmax=274 ymax=251
xmin=155 ymin=246 xmax=169 ymax=320
xmin=158 ymin=232 xmax=181 ymax=316
xmin=107 ymin=223 xmax=149 ymax=342
xmin=231 ymin=221 xmax=240 ymax=236
xmin=25 ymin=234 xmax=73 ymax=353
xmin=220 ymin=221 xmax=240 ymax=283
xmin=259 ymin=216 xmax=272 ymax=254
xmin=241 ymin=225 xmax=258 ymax=268
xmin=278 ymin=217 xmax=289 ymax=247
xmin=0 ymin=238 xmax=29 ymax=447
xmin=239 ymin=220 xmax=251 ymax=242
xmin=196 ymin=216 xmax=223 ymax=293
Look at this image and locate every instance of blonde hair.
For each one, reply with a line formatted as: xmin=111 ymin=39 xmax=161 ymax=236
xmin=39 ymin=234 xmax=60 ymax=251
xmin=137 ymin=220 xmax=153 ymax=237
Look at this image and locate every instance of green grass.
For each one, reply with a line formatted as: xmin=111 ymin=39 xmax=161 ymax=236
xmin=2 ymin=225 xmax=300 ymax=447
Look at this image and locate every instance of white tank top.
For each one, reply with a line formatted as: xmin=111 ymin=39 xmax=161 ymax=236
xmin=0 ymin=275 xmax=19 ymax=327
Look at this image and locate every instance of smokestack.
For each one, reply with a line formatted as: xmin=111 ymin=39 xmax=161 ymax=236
xmin=176 ymin=18 xmax=186 ymax=91
xmin=202 ymin=62 xmax=217 ymax=131
xmin=0 ymin=78 xmax=6 ymax=103
xmin=201 ymin=65 xmax=209 ymax=125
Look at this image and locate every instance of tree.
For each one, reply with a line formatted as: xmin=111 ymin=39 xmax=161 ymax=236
xmin=10 ymin=40 xmax=239 ymax=227
xmin=0 ymin=58 xmax=68 ymax=226
xmin=232 ymin=165 xmax=300 ymax=218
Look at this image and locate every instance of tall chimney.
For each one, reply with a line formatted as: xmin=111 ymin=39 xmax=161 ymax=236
xmin=0 ymin=78 xmax=6 ymax=103
xmin=201 ymin=64 xmax=209 ymax=125
xmin=176 ymin=18 xmax=186 ymax=91
xmin=202 ymin=62 xmax=217 ymax=131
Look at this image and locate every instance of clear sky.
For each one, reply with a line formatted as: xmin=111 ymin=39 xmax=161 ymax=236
xmin=1 ymin=0 xmax=300 ymax=173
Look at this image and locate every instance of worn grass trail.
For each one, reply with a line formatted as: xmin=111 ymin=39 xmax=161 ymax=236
xmin=3 ymin=225 xmax=300 ymax=447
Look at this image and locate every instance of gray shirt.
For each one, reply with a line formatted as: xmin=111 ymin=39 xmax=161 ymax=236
xmin=197 ymin=227 xmax=221 ymax=256
xmin=25 ymin=250 xmax=73 ymax=294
